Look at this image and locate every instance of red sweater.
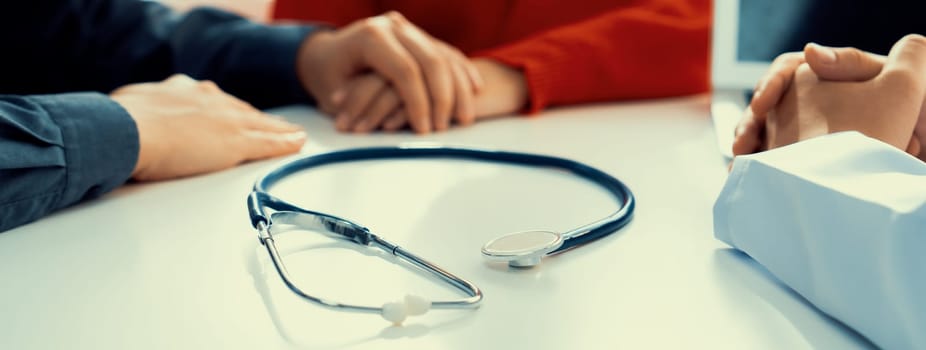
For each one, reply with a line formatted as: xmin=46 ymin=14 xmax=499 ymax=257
xmin=273 ymin=0 xmax=710 ymax=113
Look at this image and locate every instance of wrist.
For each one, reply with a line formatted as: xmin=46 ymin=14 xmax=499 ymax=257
xmin=109 ymin=94 xmax=153 ymax=179
xmin=472 ymin=58 xmax=528 ymax=118
xmin=296 ymin=29 xmax=335 ymax=102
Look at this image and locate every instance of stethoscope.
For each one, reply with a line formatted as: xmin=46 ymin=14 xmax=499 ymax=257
xmin=247 ymin=145 xmax=635 ymax=324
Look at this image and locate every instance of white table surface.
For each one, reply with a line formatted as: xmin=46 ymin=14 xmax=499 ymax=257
xmin=0 ymin=96 xmax=874 ymax=349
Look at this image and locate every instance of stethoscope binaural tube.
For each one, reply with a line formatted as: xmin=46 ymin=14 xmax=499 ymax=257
xmin=250 ymin=145 xmax=636 ymax=249
xmin=247 ymin=145 xmax=635 ymax=322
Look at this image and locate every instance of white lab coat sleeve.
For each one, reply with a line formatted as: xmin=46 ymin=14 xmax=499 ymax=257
xmin=713 ymin=132 xmax=926 ymax=349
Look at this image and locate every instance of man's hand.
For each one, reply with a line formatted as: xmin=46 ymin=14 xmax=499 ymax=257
xmin=328 ymin=58 xmax=528 ymax=133
xmin=758 ymin=35 xmax=926 ymax=156
xmin=110 ymin=74 xmax=307 ymax=181
xmin=734 ymin=37 xmax=926 ymax=159
xmin=296 ymin=11 xmax=484 ymax=134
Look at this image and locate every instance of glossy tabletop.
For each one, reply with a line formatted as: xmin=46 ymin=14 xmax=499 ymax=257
xmin=0 ymin=96 xmax=873 ymax=349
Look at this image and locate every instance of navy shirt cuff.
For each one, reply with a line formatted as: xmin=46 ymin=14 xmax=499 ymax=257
xmin=183 ymin=8 xmax=318 ymax=109
xmin=31 ymin=92 xmax=139 ymax=202
xmin=239 ymin=24 xmax=317 ymax=106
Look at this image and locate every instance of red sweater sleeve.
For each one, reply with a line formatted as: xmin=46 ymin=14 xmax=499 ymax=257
xmin=476 ymin=0 xmax=710 ymax=114
xmin=271 ymin=0 xmax=378 ymax=26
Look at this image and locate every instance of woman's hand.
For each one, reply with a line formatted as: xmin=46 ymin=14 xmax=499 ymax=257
xmin=297 ymin=11 xmax=483 ymax=134
xmin=331 ymin=58 xmax=527 ymax=133
xmin=328 ymin=42 xmax=483 ymax=133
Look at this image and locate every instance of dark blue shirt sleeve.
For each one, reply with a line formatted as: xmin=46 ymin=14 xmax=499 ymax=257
xmin=0 ymin=1 xmax=321 ymax=232
xmin=2 ymin=0 xmax=318 ymax=108
xmin=0 ymin=93 xmax=138 ymax=232
xmin=158 ymin=7 xmax=319 ymax=108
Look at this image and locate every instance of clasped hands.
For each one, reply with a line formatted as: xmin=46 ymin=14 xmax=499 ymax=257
xmin=113 ymin=12 xmax=527 ymax=181
xmin=299 ymin=11 xmax=527 ymax=134
xmin=733 ymin=34 xmax=926 ymax=160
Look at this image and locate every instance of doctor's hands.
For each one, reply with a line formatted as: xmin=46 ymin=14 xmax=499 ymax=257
xmin=111 ymin=74 xmax=307 ymax=181
xmin=733 ymin=35 xmax=926 ymax=159
xmin=331 ymin=58 xmax=528 ymax=133
xmin=296 ymin=11 xmax=485 ymax=134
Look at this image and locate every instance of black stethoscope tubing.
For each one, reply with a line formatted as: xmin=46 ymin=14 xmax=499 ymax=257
xmin=248 ymin=146 xmax=635 ymax=253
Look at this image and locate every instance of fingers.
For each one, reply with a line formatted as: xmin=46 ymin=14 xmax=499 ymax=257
xmin=118 ymin=77 xmax=308 ymax=181
xmin=804 ymin=43 xmax=886 ymax=81
xmin=750 ymin=52 xmax=804 ymax=117
xmin=353 ymin=88 xmax=402 ymax=133
xmin=731 ymin=108 xmax=766 ymax=156
xmin=334 ymin=75 xmax=387 ymax=131
xmin=879 ymin=34 xmax=926 ymax=95
xmin=359 ymin=15 xmax=431 ymax=133
xmin=332 ymin=12 xmax=477 ymax=134
xmin=463 ymin=58 xmax=485 ymax=93
xmin=438 ymin=42 xmax=484 ymax=92
xmin=239 ymin=111 xmax=306 ymax=160
xmin=438 ymin=42 xmax=479 ymax=125
xmin=448 ymin=58 xmax=476 ymax=126
xmin=240 ymin=129 xmax=307 ymax=162
xmin=382 ymin=109 xmax=409 ymax=132
xmin=868 ymin=34 xmax=926 ymax=150
xmin=334 ymin=65 xmax=471 ymax=133
xmin=387 ymin=12 xmax=453 ymax=131
xmin=324 ymin=12 xmax=477 ymax=134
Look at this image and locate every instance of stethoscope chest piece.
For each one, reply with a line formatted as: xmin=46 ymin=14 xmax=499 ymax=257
xmin=481 ymin=230 xmax=564 ymax=268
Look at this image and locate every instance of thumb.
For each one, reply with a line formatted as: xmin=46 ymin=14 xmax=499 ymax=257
xmin=876 ymin=35 xmax=926 ymax=151
xmin=879 ymin=34 xmax=926 ymax=97
xmin=804 ymin=43 xmax=886 ymax=81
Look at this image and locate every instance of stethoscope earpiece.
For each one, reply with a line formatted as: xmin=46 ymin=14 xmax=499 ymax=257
xmin=381 ymin=294 xmax=432 ymax=325
xmin=481 ymin=230 xmax=564 ymax=268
